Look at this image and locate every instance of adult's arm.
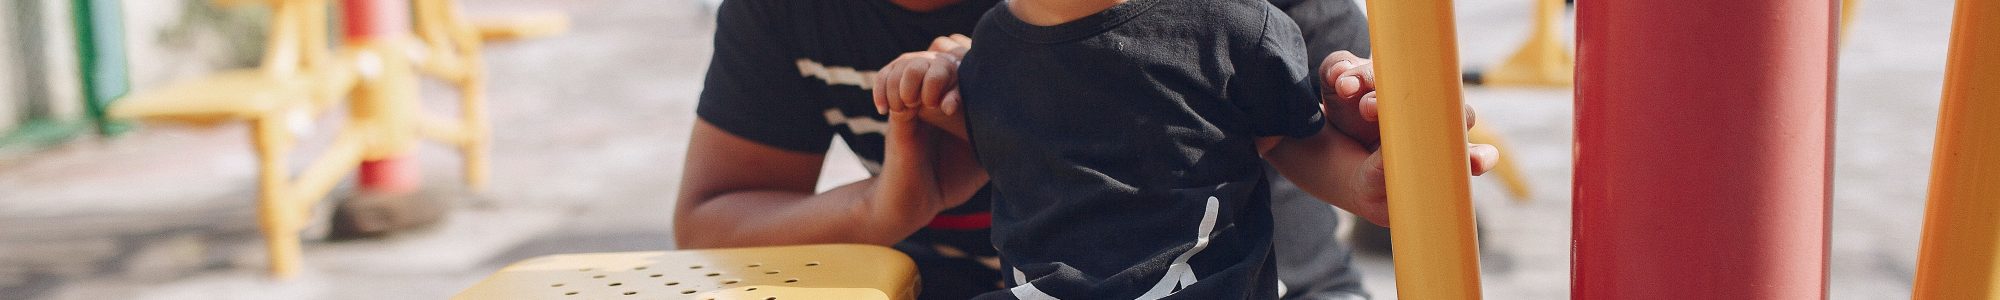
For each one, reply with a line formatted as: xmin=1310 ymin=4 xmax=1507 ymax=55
xmin=674 ymin=120 xmax=985 ymax=248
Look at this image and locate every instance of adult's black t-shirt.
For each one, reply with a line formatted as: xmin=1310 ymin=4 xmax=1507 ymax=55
xmin=694 ymin=0 xmax=1371 ymax=299
xmin=956 ymin=0 xmax=1324 ymax=298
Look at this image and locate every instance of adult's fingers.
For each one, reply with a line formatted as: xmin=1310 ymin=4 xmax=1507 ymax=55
xmin=928 ymin=36 xmax=959 ymax=55
xmin=929 ymin=35 xmax=973 ymax=58
xmin=945 ymin=34 xmax=972 ymax=57
xmin=942 ymin=89 xmax=962 ymax=116
xmin=921 ymin=59 xmax=954 ymax=109
xmin=1468 ymin=144 xmax=1499 ymax=176
xmin=928 ymin=36 xmax=952 ymax=52
xmin=949 ymin=34 xmax=971 ymax=48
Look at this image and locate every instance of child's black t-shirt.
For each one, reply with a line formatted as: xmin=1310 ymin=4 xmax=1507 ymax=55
xmin=957 ymin=0 xmax=1325 ymax=298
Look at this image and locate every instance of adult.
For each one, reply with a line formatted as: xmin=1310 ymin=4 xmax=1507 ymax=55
xmin=674 ymin=0 xmax=1495 ymax=299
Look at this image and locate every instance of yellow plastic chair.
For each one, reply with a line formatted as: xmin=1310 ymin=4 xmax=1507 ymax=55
xmin=455 ymin=244 xmax=919 ymax=300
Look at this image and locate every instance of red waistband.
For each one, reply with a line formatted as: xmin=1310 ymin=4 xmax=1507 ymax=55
xmin=926 ymin=212 xmax=992 ymax=230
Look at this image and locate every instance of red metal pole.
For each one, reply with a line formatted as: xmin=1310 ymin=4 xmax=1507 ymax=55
xmin=345 ymin=0 xmax=422 ymax=195
xmin=343 ymin=0 xmax=411 ymax=40
xmin=1572 ymin=0 xmax=1836 ymax=298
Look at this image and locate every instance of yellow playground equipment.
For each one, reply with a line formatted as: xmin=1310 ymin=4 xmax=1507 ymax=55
xmin=109 ymin=0 xmax=568 ymax=278
xmin=1480 ymin=0 xmax=1572 ymax=87
xmin=1364 ymin=0 xmax=1485 ymax=297
xmin=455 ymin=244 xmax=920 ymax=300
xmin=1912 ymin=0 xmax=2000 ymax=297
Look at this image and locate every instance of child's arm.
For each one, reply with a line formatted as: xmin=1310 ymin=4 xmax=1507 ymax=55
xmin=1261 ymin=124 xmax=1387 ymax=226
xmin=1261 ymin=53 xmax=1500 ymax=227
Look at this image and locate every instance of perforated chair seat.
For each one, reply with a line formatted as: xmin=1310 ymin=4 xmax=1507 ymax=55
xmin=454 ymin=244 xmax=918 ymax=300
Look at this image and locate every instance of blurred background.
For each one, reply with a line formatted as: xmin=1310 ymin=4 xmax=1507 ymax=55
xmin=0 ymin=0 xmax=1955 ymax=299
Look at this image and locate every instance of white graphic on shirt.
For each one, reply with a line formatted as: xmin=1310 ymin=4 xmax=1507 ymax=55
xmin=1276 ymin=279 xmax=1288 ymax=298
xmin=1013 ymin=282 xmax=1061 ymax=300
xmin=1008 ymin=197 xmax=1222 ymax=300
xmin=1011 ymin=268 xmax=1060 ymax=300
xmin=1135 ymin=196 xmax=1222 ymax=300
xmin=797 ymin=58 xmax=878 ymax=90
xmin=798 ymin=59 xmax=889 ymax=172
xmin=823 ymin=109 xmax=888 ymax=135
xmin=822 ymin=109 xmax=886 ymax=174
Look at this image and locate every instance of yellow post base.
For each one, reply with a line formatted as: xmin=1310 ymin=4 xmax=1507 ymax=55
xmin=1482 ymin=0 xmax=1573 ymax=88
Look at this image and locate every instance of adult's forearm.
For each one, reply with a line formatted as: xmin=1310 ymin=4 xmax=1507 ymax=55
xmin=675 ymin=178 xmax=929 ymax=248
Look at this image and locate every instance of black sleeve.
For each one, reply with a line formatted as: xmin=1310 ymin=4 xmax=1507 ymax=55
xmin=1231 ymin=7 xmax=1326 ymax=139
xmin=1271 ymin=0 xmax=1372 ymax=69
xmin=695 ymin=0 xmax=836 ymax=153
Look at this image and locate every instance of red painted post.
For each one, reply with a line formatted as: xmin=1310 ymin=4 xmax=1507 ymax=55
xmin=1572 ymin=0 xmax=1836 ymax=299
xmin=344 ymin=0 xmax=422 ymax=195
xmin=343 ymin=0 xmax=412 ymax=40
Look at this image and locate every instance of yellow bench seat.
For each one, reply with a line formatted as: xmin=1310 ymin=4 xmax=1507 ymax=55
xmin=455 ymin=244 xmax=918 ymax=300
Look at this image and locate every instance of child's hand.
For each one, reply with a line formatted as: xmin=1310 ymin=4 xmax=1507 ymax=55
xmin=1309 ymin=50 xmax=1501 ymax=227
xmin=874 ymin=34 xmax=973 ymax=116
xmin=874 ymin=35 xmax=973 ymax=139
xmin=1319 ymin=50 xmax=1383 ymax=148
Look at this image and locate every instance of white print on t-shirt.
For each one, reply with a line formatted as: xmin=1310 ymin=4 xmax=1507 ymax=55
xmin=823 ymin=109 xmax=888 ymax=135
xmin=820 ymin=109 xmax=885 ymax=174
xmin=1135 ymin=196 xmax=1221 ymax=299
xmin=796 ymin=58 xmax=877 ymax=90
xmin=1009 ymin=196 xmax=1224 ymax=300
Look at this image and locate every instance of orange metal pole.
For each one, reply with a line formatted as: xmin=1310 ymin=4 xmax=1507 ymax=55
xmin=1912 ymin=0 xmax=2000 ymax=298
xmin=1362 ymin=0 xmax=1483 ymax=297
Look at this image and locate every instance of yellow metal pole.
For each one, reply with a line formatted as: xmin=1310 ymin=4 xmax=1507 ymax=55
xmin=1362 ymin=0 xmax=1483 ymax=298
xmin=1913 ymin=0 xmax=2000 ymax=298
xmin=252 ymin=115 xmax=302 ymax=278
